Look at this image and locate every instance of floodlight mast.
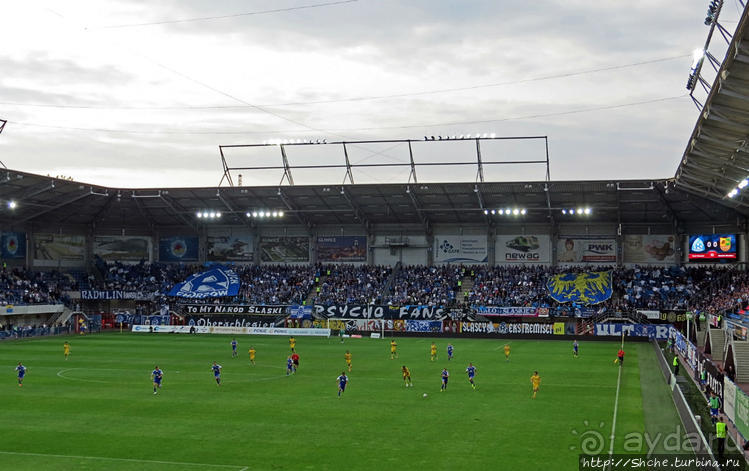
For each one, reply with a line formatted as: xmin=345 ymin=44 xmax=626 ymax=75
xmin=0 ymin=119 xmax=7 ymax=169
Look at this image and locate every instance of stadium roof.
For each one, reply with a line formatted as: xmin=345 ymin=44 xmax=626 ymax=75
xmin=675 ymin=2 xmax=749 ymax=207
xmin=0 ymin=169 xmax=743 ymax=231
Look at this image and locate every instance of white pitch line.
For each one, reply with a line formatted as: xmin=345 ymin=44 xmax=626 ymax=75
xmin=607 ymin=363 xmax=623 ymax=463
xmin=0 ymin=450 xmax=244 ymax=469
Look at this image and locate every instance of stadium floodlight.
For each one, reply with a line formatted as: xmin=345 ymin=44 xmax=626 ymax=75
xmin=739 ymin=179 xmax=749 ymax=189
xmin=216 ymin=212 xmax=222 ymax=218
xmin=252 ymin=211 xmax=258 ymax=217
xmin=483 ymin=209 xmax=489 ymax=215
xmin=692 ymin=49 xmax=705 ymax=68
xmin=209 ymin=212 xmax=216 ymax=218
xmin=561 ymin=209 xmax=567 ymax=215
xmin=520 ymin=208 xmax=527 ymax=215
xmin=512 ymin=208 xmax=520 ymax=215
xmin=505 ymin=207 xmax=511 ymax=215
xmin=728 ymin=188 xmax=739 ymax=198
xmin=584 ymin=207 xmax=591 ymax=215
xmin=278 ymin=211 xmax=284 ymax=217
xmin=490 ymin=209 xmax=496 ymax=215
xmin=202 ymin=211 xmax=209 ymax=218
xmin=272 ymin=211 xmax=278 ymax=217
xmin=569 ymin=209 xmax=575 ymax=215
xmin=577 ymin=208 xmax=583 ymax=215
xmin=490 ymin=132 xmax=496 ymax=138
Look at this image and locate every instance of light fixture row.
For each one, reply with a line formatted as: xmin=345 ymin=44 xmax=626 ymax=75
xmin=483 ymin=208 xmax=527 ymax=216
xmin=425 ymin=133 xmax=496 ymax=141
xmin=561 ymin=207 xmax=592 ymax=215
xmin=196 ymin=211 xmax=221 ymax=219
xmin=246 ymin=210 xmax=284 ymax=218
xmin=727 ymin=177 xmax=749 ymax=198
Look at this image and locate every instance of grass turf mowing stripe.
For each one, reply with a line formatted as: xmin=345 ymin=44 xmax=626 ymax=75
xmin=0 ymin=451 xmax=245 ymax=469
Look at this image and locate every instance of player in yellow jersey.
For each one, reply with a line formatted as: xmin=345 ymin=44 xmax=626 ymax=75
xmin=504 ymin=344 xmax=511 ymax=362
xmin=63 ymin=341 xmax=70 ymax=360
xmin=531 ymin=371 xmax=541 ymax=399
xmin=402 ymin=365 xmax=412 ymax=387
xmin=289 ymin=336 xmax=296 ymax=351
xmin=345 ymin=350 xmax=352 ymax=372
xmin=430 ymin=342 xmax=437 ymax=361
xmin=248 ymin=346 xmax=256 ymax=366
xmin=390 ymin=340 xmax=398 ymax=359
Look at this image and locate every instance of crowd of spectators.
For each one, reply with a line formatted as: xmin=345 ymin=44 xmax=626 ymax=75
xmin=386 ymin=265 xmax=462 ymax=306
xmin=0 ymin=268 xmax=74 ymax=305
xmin=314 ymin=265 xmax=392 ymax=305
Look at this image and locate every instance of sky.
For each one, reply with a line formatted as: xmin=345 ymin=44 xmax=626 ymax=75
xmin=0 ymin=0 xmax=743 ymax=188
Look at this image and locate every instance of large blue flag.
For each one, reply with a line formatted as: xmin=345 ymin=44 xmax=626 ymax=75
xmin=168 ymin=267 xmax=240 ymax=299
xmin=546 ymin=271 xmax=612 ymax=305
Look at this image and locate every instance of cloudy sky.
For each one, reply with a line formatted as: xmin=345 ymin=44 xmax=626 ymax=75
xmin=0 ymin=0 xmax=743 ymax=188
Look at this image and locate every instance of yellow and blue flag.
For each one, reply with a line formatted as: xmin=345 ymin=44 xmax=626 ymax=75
xmin=546 ymin=271 xmax=613 ymax=305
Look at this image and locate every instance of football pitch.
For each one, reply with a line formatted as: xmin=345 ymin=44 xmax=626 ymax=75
xmin=0 ymin=333 xmax=684 ymax=470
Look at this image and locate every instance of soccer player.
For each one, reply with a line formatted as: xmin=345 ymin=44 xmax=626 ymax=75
xmin=63 ymin=341 xmax=70 ymax=360
xmin=211 ymin=361 xmax=222 ymax=386
xmin=430 ymin=342 xmax=437 ymax=361
xmin=573 ymin=340 xmax=579 ymax=358
xmin=709 ymin=392 xmax=721 ymax=425
xmin=402 ymin=365 xmax=412 ymax=387
xmin=440 ymin=368 xmax=449 ymax=391
xmin=531 ymin=371 xmax=541 ymax=399
xmin=390 ymin=339 xmax=398 ymax=359
xmin=15 ymin=362 xmax=26 ymax=387
xmin=289 ymin=336 xmax=296 ymax=351
xmin=617 ymin=348 xmax=625 ymax=366
xmin=231 ymin=338 xmax=238 ymax=358
xmin=249 ymin=346 xmax=256 ymax=366
xmin=466 ymin=363 xmax=476 ymax=390
xmin=447 ymin=343 xmax=454 ymax=361
xmin=286 ymin=356 xmax=293 ymax=376
xmin=337 ymin=371 xmax=348 ymax=397
xmin=339 ymin=328 xmax=344 ymax=343
xmin=345 ymin=350 xmax=352 ymax=372
xmin=504 ymin=344 xmax=511 ymax=362
xmin=151 ymin=365 xmax=163 ymax=394
xmin=291 ymin=351 xmax=300 ymax=373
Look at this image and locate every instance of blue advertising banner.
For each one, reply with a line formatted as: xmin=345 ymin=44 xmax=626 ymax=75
xmin=594 ymin=323 xmax=671 ymax=340
xmin=406 ymin=320 xmax=442 ymax=333
xmin=317 ymin=236 xmax=367 ymax=262
xmin=168 ymin=267 xmax=240 ymax=299
xmin=159 ymin=236 xmax=199 ymax=261
xmin=546 ymin=271 xmax=613 ymax=305
xmin=1 ymin=232 xmax=26 ymax=259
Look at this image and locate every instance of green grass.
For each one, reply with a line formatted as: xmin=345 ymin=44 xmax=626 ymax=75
xmin=0 ymin=333 xmax=682 ymax=470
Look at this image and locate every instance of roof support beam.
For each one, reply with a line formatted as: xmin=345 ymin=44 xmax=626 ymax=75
xmin=159 ymin=194 xmax=198 ymax=231
xmin=341 ymin=187 xmax=370 ymax=231
xmin=20 ymin=190 xmax=93 ymax=222
xmin=277 ymin=188 xmax=313 ymax=229
xmin=406 ymin=186 xmax=431 ymax=233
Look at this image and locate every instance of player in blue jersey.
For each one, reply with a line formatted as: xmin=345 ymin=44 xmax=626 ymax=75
xmin=440 ymin=368 xmax=449 ymax=391
xmin=573 ymin=340 xmax=579 ymax=358
xmin=286 ymin=356 xmax=294 ymax=376
xmin=337 ymin=371 xmax=348 ymax=397
xmin=15 ymin=362 xmax=26 ymax=387
xmin=211 ymin=361 xmax=222 ymax=386
xmin=447 ymin=344 xmax=454 ymax=361
xmin=231 ymin=338 xmax=238 ymax=358
xmin=466 ymin=363 xmax=476 ymax=390
xmin=151 ymin=365 xmax=163 ymax=394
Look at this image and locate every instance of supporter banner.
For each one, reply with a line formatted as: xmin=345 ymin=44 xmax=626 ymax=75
xmin=182 ymin=304 xmax=287 ymax=315
xmin=708 ymin=314 xmax=720 ymax=328
xmin=94 ymin=236 xmax=151 ymax=262
xmin=593 ymin=323 xmax=671 ymax=340
xmin=726 ymin=320 xmax=748 ymax=341
xmin=1 ymin=232 xmax=26 ymax=259
xmin=131 ymin=325 xmax=330 ymax=336
xmin=697 ymin=351 xmax=724 ymax=400
xmin=734 ymin=389 xmax=749 ymax=439
xmin=317 ymin=236 xmax=366 ymax=262
xmin=546 ymin=271 xmax=613 ymax=305
xmin=186 ymin=315 xmax=279 ymax=328
xmin=159 ymin=236 xmax=199 ymax=262
xmin=460 ymin=321 xmax=499 ymax=334
xmin=288 ymin=305 xmax=313 ymax=319
xmin=314 ymin=304 xmax=446 ymax=320
xmin=724 ymin=379 xmax=737 ymax=427
xmin=622 ymin=234 xmax=677 ymax=264
xmin=206 ymin=232 xmax=253 ymax=262
xmin=442 ymin=319 xmax=461 ymax=333
xmin=406 ymin=320 xmax=442 ymax=333
xmin=259 ymin=236 xmax=309 ymax=263
xmin=636 ymin=310 xmax=661 ymax=320
xmin=495 ymin=322 xmax=554 ymax=335
xmin=168 ymin=267 xmax=240 ymax=299
xmin=34 ymin=233 xmax=85 ymax=262
xmin=553 ymin=322 xmax=565 ymax=335
xmin=80 ymin=290 xmax=153 ymax=300
xmin=475 ymin=306 xmax=548 ymax=317
xmin=557 ymin=238 xmax=616 ymax=264
xmin=495 ymin=235 xmax=551 ymax=264
xmin=434 ymin=235 xmax=487 ymax=264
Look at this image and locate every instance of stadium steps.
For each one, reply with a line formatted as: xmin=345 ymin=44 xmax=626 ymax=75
xmin=732 ymin=342 xmax=749 ymax=384
xmin=707 ymin=328 xmax=726 ymax=362
xmin=379 ymin=262 xmax=400 ymax=300
xmin=50 ymin=306 xmax=74 ymax=327
xmin=458 ymin=275 xmax=473 ymax=304
xmin=305 ymin=275 xmax=327 ymax=305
